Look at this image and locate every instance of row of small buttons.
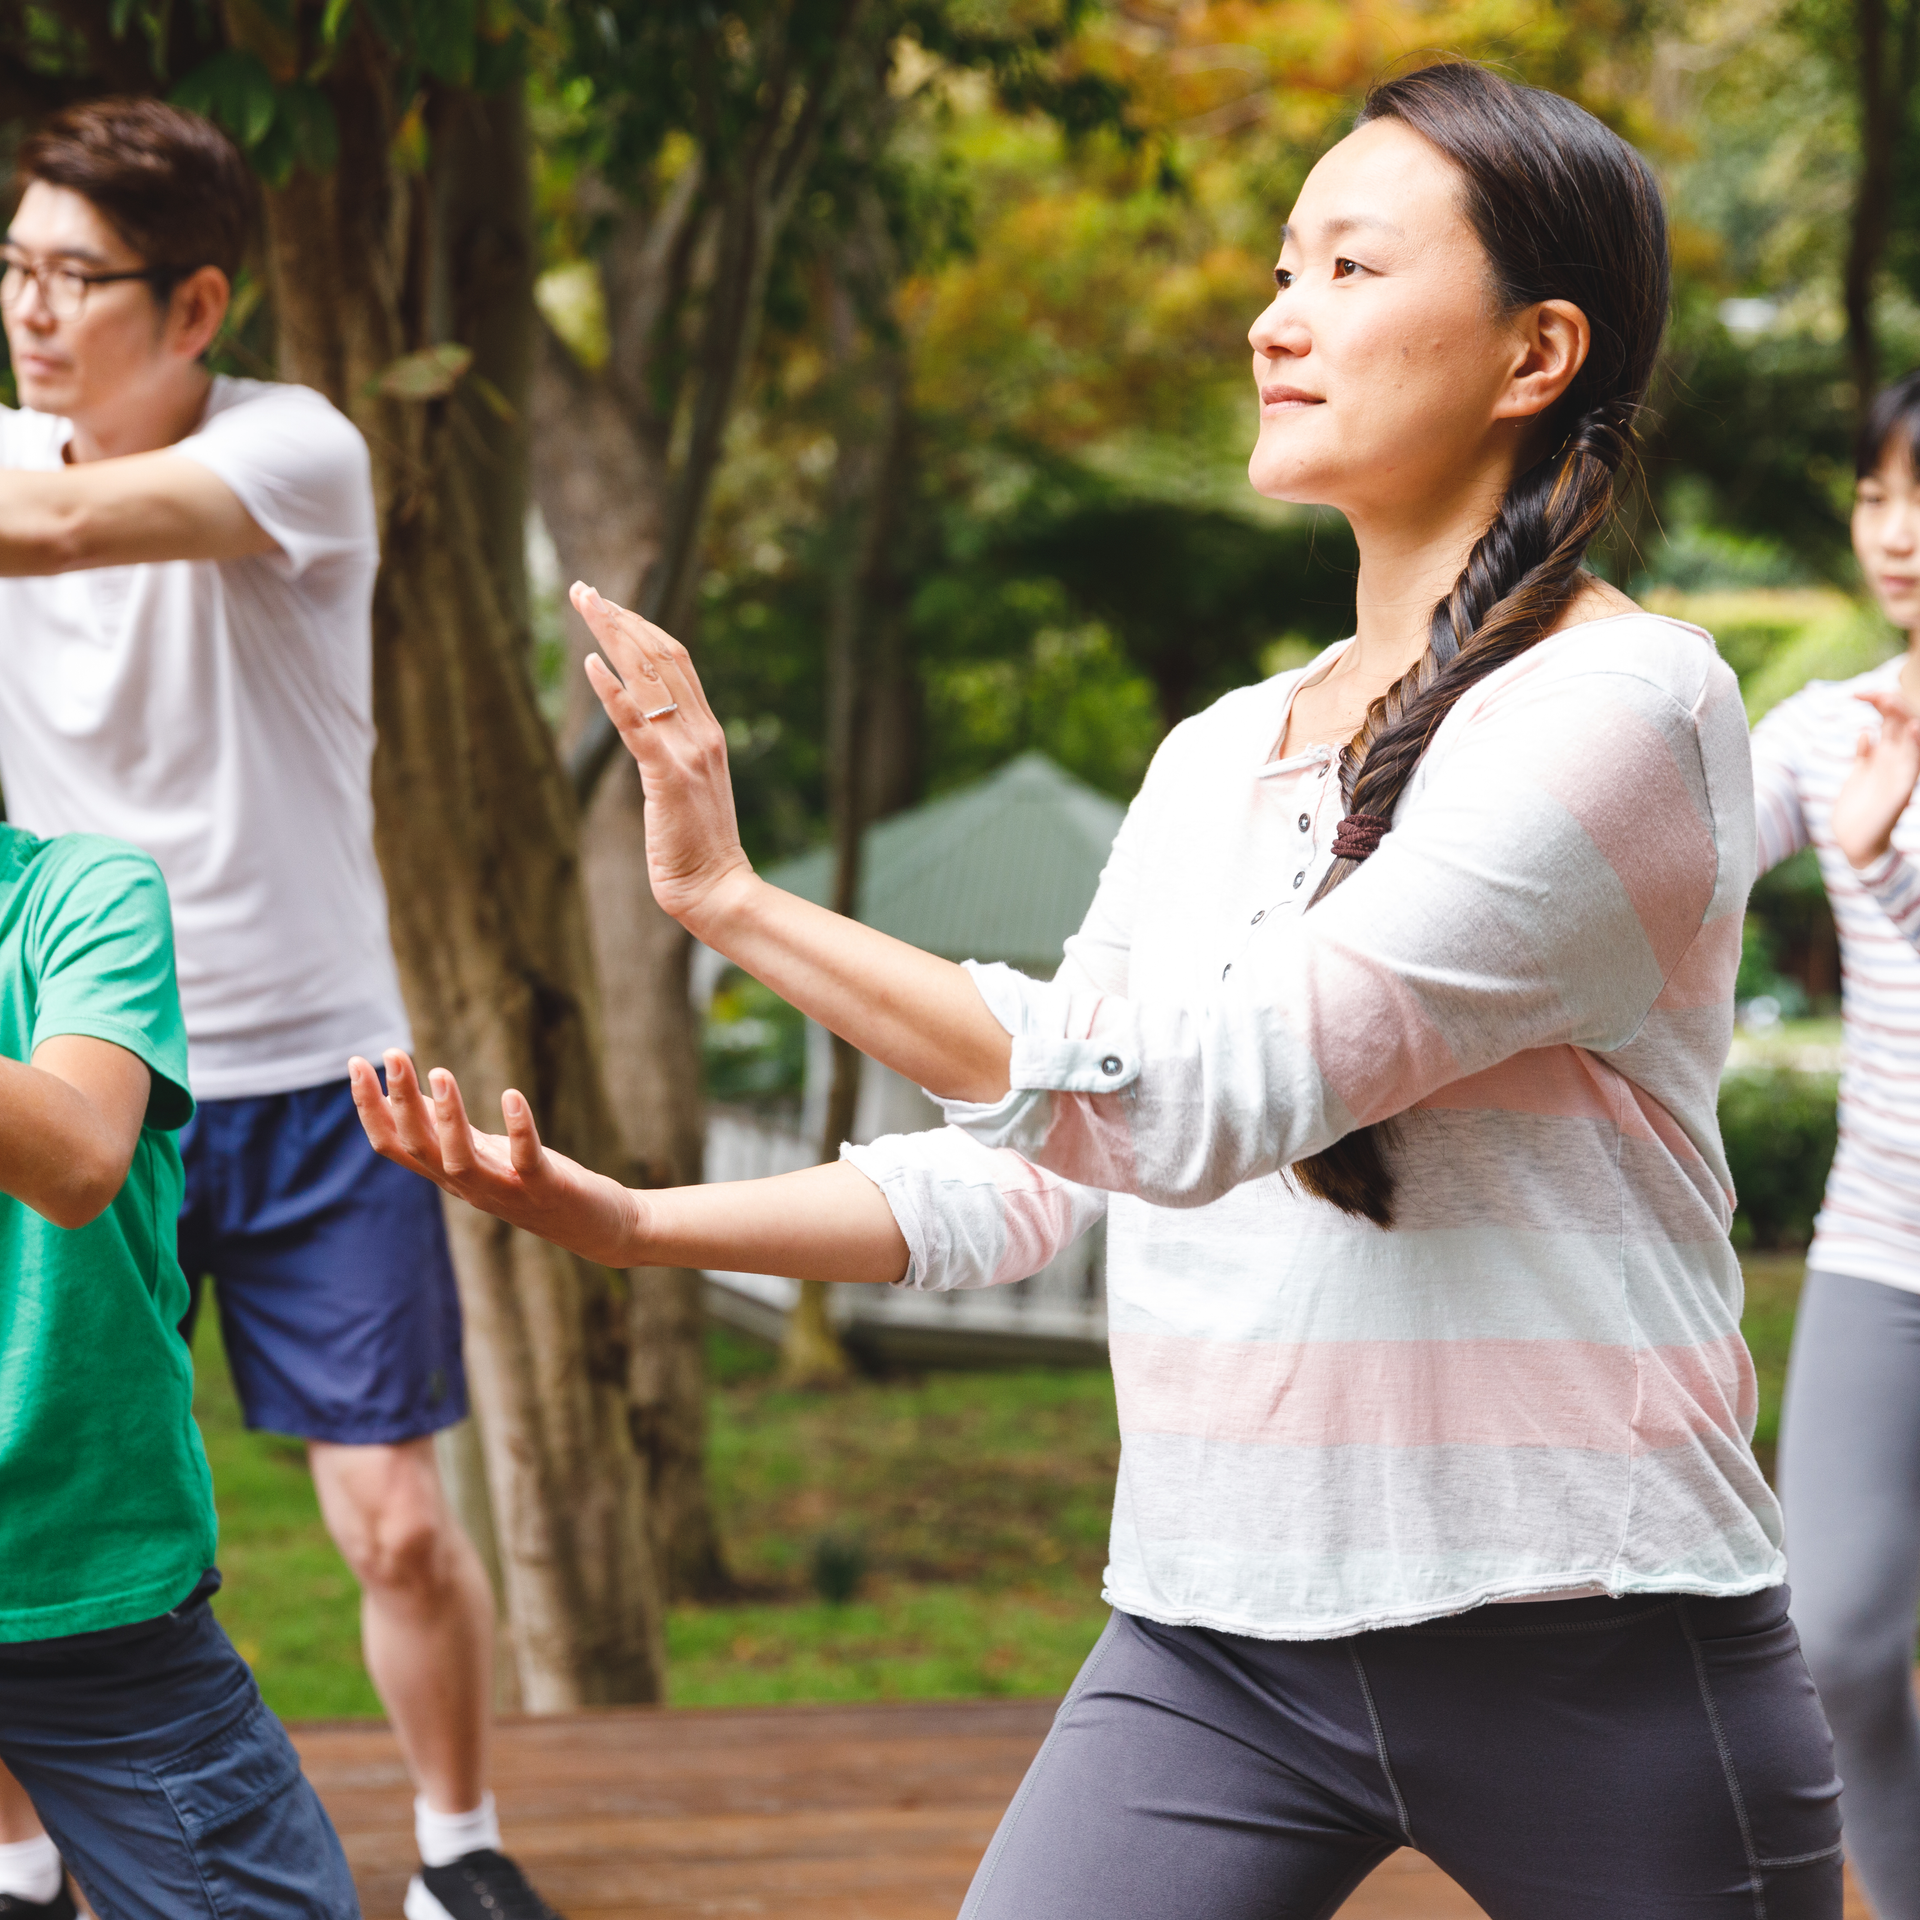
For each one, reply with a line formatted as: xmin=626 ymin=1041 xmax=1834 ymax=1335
xmin=1224 ymin=769 xmax=1327 ymax=979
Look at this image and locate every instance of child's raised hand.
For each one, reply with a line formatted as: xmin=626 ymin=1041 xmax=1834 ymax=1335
xmin=1832 ymin=688 xmax=1920 ymax=870
xmin=348 ymin=1051 xmax=645 ymax=1269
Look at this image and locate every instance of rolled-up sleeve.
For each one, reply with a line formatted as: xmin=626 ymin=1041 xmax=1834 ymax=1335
xmin=842 ymin=1128 xmax=1107 ymax=1292
xmin=935 ymin=665 xmax=1733 ymax=1208
xmin=833 ymin=759 xmax=1155 ymax=1288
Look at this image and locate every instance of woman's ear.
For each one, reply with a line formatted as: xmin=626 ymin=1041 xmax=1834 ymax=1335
xmin=1493 ymin=298 xmax=1592 ymax=424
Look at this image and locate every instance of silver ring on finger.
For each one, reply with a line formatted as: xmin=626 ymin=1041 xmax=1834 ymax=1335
xmin=642 ymin=700 xmax=679 ymax=721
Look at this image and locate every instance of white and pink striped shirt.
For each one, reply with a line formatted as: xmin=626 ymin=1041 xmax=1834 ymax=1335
xmin=1752 ymin=657 xmax=1920 ymax=1294
xmin=846 ymin=613 xmax=1783 ymax=1639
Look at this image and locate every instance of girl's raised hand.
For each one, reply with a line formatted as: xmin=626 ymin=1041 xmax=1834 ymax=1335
xmin=571 ymin=582 xmax=756 ymax=933
xmin=349 ymin=1050 xmax=646 ymax=1269
xmin=1832 ymin=688 xmax=1920 ymax=870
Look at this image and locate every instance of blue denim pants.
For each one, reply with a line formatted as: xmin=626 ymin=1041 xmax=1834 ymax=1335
xmin=0 ymin=1574 xmax=359 ymax=1920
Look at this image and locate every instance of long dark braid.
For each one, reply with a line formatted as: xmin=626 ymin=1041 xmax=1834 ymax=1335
xmin=1289 ymin=65 xmax=1669 ymax=1227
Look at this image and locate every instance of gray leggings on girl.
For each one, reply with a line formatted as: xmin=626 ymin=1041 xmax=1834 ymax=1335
xmin=960 ymin=1589 xmax=1841 ymax=1918
xmin=1779 ymin=1267 xmax=1920 ymax=1920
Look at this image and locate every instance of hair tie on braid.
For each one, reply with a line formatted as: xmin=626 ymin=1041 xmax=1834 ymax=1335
xmin=1331 ymin=813 xmax=1390 ymax=861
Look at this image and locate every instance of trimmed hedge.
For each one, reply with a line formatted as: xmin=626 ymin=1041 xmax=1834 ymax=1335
xmin=1719 ymin=1068 xmax=1839 ymax=1250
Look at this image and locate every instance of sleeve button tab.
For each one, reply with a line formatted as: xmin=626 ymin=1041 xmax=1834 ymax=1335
xmin=1100 ymin=1054 xmax=1123 ymax=1076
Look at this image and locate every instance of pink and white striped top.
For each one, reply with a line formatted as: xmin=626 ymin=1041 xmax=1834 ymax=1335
xmin=1752 ymin=657 xmax=1920 ymax=1294
xmin=845 ymin=613 xmax=1783 ymax=1638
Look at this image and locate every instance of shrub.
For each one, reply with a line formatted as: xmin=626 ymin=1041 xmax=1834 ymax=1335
xmin=1718 ymin=1068 xmax=1839 ymax=1249
xmin=810 ymin=1533 xmax=867 ymax=1606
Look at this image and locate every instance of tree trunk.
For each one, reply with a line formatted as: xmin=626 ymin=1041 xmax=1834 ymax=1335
xmin=265 ymin=38 xmax=663 ymax=1706
xmin=779 ymin=343 xmax=913 ymax=1389
xmin=425 ymin=76 xmax=537 ymax=1709
xmin=433 ymin=1400 xmax=523 ymax=1711
xmin=1845 ymin=0 xmax=1920 ymax=406
xmin=532 ymin=320 xmax=732 ymax=1600
xmin=432 ymin=88 xmax=533 ymax=646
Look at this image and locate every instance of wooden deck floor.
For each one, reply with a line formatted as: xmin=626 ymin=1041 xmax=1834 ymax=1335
xmin=291 ymin=1698 xmax=1871 ymax=1919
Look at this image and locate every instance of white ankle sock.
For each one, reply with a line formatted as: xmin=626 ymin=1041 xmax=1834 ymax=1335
xmin=414 ymin=1792 xmax=501 ymax=1869
xmin=0 ymin=1833 xmax=63 ymax=1905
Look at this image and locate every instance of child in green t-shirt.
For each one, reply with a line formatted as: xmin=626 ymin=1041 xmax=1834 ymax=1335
xmin=0 ymin=825 xmax=358 ymax=1919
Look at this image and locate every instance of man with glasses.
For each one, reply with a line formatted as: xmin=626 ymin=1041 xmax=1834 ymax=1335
xmin=0 ymin=97 xmax=559 ymax=1920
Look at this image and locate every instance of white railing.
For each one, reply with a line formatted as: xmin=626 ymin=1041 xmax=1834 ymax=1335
xmin=701 ymin=1106 xmax=1108 ymax=1362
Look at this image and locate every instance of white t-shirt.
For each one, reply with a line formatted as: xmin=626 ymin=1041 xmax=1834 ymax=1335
xmin=0 ymin=375 xmax=411 ymax=1099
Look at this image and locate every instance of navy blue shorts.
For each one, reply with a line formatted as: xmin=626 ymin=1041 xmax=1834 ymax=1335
xmin=0 ymin=1572 xmax=360 ymax=1919
xmin=179 ymin=1076 xmax=468 ymax=1445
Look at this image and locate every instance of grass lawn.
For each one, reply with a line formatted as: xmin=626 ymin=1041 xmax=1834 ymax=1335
xmin=195 ymin=1260 xmax=1807 ymax=1722
xmin=192 ymin=1310 xmax=382 ymax=1718
xmin=1740 ymin=1250 xmax=1807 ymax=1479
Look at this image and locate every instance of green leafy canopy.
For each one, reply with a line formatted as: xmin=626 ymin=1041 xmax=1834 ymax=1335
xmin=80 ymin=0 xmax=537 ymax=186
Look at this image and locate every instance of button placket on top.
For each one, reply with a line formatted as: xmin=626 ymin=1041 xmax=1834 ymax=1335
xmin=1221 ymin=743 xmax=1337 ymax=980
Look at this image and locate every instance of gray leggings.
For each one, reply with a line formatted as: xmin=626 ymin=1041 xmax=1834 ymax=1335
xmin=961 ymin=1591 xmax=1841 ymax=1918
xmin=1779 ymin=1268 xmax=1920 ymax=1920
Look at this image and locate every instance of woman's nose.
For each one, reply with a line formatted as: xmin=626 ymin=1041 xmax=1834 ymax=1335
xmin=1249 ymin=292 xmax=1301 ymax=359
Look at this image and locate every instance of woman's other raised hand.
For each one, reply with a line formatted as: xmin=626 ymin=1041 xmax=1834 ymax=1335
xmin=1833 ymin=688 xmax=1920 ymax=870
xmin=572 ymin=582 xmax=755 ymax=934
xmin=349 ymin=1050 xmax=646 ymax=1269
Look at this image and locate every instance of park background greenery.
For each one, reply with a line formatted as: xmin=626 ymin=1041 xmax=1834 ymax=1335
xmin=7 ymin=0 xmax=1914 ymax=1711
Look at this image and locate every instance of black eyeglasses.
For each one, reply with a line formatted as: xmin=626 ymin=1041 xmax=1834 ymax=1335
xmin=0 ymin=254 xmax=185 ymax=322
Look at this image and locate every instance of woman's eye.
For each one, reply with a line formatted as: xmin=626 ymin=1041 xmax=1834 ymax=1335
xmin=1273 ymin=268 xmax=1294 ymax=291
xmin=1333 ymin=257 xmax=1362 ymax=278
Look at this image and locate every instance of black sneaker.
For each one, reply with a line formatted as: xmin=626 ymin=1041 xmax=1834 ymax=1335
xmin=405 ymin=1850 xmax=563 ymax=1920
xmin=0 ymin=1887 xmax=76 ymax=1919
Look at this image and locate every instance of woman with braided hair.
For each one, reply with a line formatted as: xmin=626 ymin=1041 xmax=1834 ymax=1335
xmin=356 ymin=60 xmax=1840 ymax=1919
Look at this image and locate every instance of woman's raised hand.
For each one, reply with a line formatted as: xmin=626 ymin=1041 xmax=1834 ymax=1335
xmin=349 ymin=1051 xmax=646 ymax=1269
xmin=1832 ymin=688 xmax=1920 ymax=870
xmin=572 ymin=582 xmax=756 ymax=932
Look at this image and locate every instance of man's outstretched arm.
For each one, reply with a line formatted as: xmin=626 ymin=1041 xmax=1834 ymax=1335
xmin=0 ymin=1034 xmax=150 ymax=1228
xmin=0 ymin=455 xmax=273 ymax=574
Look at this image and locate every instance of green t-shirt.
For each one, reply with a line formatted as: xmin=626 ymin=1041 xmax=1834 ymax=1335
xmin=0 ymin=825 xmax=211 ymax=1640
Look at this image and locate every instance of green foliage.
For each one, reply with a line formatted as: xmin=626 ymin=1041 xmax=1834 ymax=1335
xmin=1645 ymin=311 xmax=1859 ymax=579
xmin=65 ymin=0 xmax=537 ymax=187
xmin=1736 ymin=915 xmax=1810 ymax=1020
xmin=1741 ymin=603 xmax=1904 ymax=721
xmin=810 ymin=1531 xmax=867 ymax=1604
xmin=1719 ymin=1068 xmax=1840 ymax=1251
xmin=548 ymin=0 xmax=1134 ymax=213
xmin=985 ymin=492 xmax=1356 ymax=726
xmin=1747 ymin=846 xmax=1842 ymax=1018
xmin=920 ymin=610 xmax=1162 ymax=801
xmin=703 ymin=970 xmax=808 ymax=1107
xmin=1740 ymin=1253 xmax=1805 ymax=1461
xmin=548 ymin=0 xmax=856 ymax=197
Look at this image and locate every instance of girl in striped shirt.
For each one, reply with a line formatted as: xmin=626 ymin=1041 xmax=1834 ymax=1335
xmin=362 ymin=64 xmax=1842 ymax=1919
xmin=1760 ymin=370 xmax=1920 ymax=1919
